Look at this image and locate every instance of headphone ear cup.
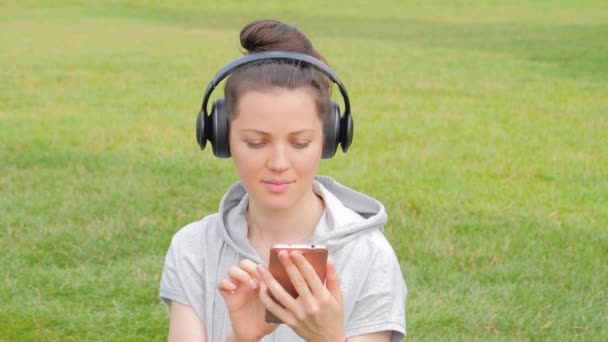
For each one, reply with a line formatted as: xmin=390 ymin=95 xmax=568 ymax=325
xmin=340 ymin=111 xmax=354 ymax=152
xmin=322 ymin=101 xmax=341 ymax=159
xmin=196 ymin=109 xmax=208 ymax=150
xmin=209 ymin=99 xmax=231 ymax=158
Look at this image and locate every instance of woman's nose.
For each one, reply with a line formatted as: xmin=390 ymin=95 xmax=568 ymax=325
xmin=267 ymin=145 xmax=289 ymax=172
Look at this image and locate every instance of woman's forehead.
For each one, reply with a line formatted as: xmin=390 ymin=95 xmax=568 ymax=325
xmin=235 ymin=88 xmax=318 ymax=116
xmin=232 ymin=89 xmax=322 ymax=132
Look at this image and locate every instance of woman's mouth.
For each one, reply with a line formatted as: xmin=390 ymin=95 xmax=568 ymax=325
xmin=263 ymin=180 xmax=292 ymax=193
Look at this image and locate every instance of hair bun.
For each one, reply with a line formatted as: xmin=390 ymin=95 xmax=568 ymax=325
xmin=239 ymin=19 xmax=325 ymax=62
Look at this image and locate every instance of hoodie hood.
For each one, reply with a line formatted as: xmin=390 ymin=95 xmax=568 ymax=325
xmin=218 ymin=175 xmax=387 ymax=263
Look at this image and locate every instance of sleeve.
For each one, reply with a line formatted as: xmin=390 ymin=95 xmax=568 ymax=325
xmin=345 ymin=243 xmax=407 ymax=342
xmin=159 ymin=227 xmax=205 ymax=311
xmin=159 ymin=238 xmax=187 ymax=307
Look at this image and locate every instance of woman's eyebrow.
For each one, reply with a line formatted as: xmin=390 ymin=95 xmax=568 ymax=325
xmin=288 ymin=129 xmax=316 ymax=136
xmin=239 ymin=129 xmax=316 ymax=136
xmin=239 ymin=129 xmax=270 ymax=135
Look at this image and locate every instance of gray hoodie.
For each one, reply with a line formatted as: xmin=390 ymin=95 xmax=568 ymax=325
xmin=160 ymin=176 xmax=407 ymax=341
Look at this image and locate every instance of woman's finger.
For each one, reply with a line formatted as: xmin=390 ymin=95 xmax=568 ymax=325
xmin=325 ymin=259 xmax=342 ymax=303
xmin=217 ymin=278 xmax=238 ymax=294
xmin=278 ymin=250 xmax=313 ymax=298
xmin=257 ymin=264 xmax=299 ymax=310
xmin=289 ymin=251 xmax=325 ymax=295
xmin=240 ymin=259 xmax=262 ymax=282
xmin=228 ymin=265 xmax=258 ymax=290
xmin=258 ymin=281 xmax=294 ymax=325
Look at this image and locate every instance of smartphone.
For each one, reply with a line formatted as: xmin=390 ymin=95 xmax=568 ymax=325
xmin=264 ymin=243 xmax=328 ymax=324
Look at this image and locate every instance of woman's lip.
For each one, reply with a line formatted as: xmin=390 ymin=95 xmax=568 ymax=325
xmin=263 ymin=180 xmax=292 ymax=193
xmin=263 ymin=180 xmax=292 ymax=185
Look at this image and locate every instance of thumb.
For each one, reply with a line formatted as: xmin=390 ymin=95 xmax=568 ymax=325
xmin=325 ymin=259 xmax=342 ymax=302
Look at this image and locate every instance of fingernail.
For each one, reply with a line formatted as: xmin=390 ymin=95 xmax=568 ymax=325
xmin=248 ymin=279 xmax=258 ymax=289
xmin=227 ymin=282 xmax=237 ymax=290
xmin=257 ymin=265 xmax=265 ymax=274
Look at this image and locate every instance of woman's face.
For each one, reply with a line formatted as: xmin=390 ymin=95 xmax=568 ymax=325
xmin=229 ymin=87 xmax=324 ymax=211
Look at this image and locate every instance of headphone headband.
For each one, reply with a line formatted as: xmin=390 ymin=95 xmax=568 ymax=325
xmin=197 ymin=50 xmax=354 ymax=158
xmin=200 ymin=51 xmax=351 ymax=118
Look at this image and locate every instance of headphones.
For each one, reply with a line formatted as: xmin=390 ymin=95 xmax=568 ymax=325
xmin=196 ymin=51 xmax=353 ymax=159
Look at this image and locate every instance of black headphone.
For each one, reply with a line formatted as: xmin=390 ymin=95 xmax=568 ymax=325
xmin=196 ymin=51 xmax=353 ymax=159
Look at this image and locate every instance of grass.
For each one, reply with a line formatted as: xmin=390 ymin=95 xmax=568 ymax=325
xmin=1 ymin=0 xmax=607 ymax=340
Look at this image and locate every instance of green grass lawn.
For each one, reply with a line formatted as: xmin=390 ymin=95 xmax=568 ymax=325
xmin=1 ymin=0 xmax=607 ymax=340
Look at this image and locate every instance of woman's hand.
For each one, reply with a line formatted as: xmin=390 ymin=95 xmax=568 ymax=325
xmin=218 ymin=259 xmax=279 ymax=342
xmin=257 ymin=251 xmax=345 ymax=342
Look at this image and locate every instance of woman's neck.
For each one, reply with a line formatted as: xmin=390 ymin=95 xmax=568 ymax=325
xmin=247 ymin=190 xmax=325 ymax=261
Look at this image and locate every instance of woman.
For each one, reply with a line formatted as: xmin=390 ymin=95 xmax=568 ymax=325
xmin=160 ymin=19 xmax=407 ymax=341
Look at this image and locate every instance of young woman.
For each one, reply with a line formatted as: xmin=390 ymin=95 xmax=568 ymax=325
xmin=160 ymin=19 xmax=407 ymax=341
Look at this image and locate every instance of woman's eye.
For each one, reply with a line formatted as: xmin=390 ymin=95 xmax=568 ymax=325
xmin=246 ymin=141 xmax=265 ymax=149
xmin=292 ymin=141 xmax=310 ymax=149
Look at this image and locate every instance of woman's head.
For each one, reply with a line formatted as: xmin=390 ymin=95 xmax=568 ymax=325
xmin=224 ymin=19 xmax=332 ymax=124
xmin=226 ymin=19 xmax=330 ymax=211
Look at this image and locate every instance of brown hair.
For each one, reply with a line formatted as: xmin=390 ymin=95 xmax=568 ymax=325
xmin=224 ymin=19 xmax=331 ymax=123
